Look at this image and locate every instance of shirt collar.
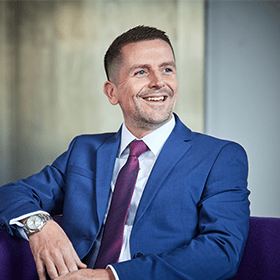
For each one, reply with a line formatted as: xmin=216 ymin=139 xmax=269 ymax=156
xmin=118 ymin=114 xmax=176 ymax=157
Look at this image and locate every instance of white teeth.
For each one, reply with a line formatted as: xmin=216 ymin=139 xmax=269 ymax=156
xmin=146 ymin=96 xmax=165 ymax=101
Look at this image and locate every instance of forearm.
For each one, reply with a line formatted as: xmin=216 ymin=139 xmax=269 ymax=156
xmin=0 ymin=166 xmax=65 ymax=235
xmin=113 ymin=224 xmax=248 ymax=280
xmin=107 ymin=268 xmax=116 ymax=280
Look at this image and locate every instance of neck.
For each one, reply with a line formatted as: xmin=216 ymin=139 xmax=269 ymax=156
xmin=124 ymin=115 xmax=173 ymax=139
xmin=125 ymin=126 xmax=153 ymax=139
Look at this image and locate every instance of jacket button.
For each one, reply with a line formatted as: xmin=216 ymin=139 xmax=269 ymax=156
xmin=133 ymin=252 xmax=143 ymax=259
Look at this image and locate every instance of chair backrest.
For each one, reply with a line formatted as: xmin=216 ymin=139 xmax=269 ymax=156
xmin=0 ymin=227 xmax=37 ymax=280
xmin=231 ymin=216 xmax=280 ymax=279
xmin=0 ymin=215 xmax=63 ymax=280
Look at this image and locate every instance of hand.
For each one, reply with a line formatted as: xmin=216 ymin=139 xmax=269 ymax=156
xmin=54 ymin=268 xmax=115 ymax=280
xmin=29 ymin=220 xmax=87 ymax=280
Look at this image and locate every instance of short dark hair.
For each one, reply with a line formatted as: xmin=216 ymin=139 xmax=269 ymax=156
xmin=104 ymin=25 xmax=175 ymax=82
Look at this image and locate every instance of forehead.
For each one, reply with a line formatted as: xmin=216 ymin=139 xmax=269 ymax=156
xmin=120 ymin=39 xmax=175 ymax=66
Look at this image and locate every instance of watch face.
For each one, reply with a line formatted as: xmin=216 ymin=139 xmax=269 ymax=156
xmin=26 ymin=215 xmax=44 ymax=230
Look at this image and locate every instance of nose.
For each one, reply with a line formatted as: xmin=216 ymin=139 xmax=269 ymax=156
xmin=148 ymin=71 xmax=165 ymax=89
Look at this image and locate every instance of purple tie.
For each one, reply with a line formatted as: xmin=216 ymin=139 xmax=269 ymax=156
xmin=94 ymin=140 xmax=148 ymax=269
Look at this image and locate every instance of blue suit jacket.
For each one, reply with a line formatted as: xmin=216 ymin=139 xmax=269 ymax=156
xmin=0 ymin=115 xmax=250 ymax=279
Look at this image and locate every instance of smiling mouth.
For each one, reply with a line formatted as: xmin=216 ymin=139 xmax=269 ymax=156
xmin=142 ymin=96 xmax=168 ymax=102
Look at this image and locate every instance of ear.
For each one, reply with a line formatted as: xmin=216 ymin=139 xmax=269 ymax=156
xmin=103 ymin=81 xmax=119 ymax=105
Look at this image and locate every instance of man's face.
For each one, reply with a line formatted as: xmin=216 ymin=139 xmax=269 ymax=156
xmin=104 ymin=39 xmax=178 ymax=138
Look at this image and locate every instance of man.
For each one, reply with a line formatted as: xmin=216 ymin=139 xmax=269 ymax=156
xmin=0 ymin=26 xmax=250 ymax=280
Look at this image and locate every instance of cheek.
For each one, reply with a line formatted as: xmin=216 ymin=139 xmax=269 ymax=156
xmin=117 ymin=80 xmax=146 ymax=107
xmin=127 ymin=79 xmax=147 ymax=93
xmin=163 ymin=75 xmax=178 ymax=91
xmin=119 ymin=94 xmax=138 ymax=114
xmin=170 ymin=82 xmax=178 ymax=97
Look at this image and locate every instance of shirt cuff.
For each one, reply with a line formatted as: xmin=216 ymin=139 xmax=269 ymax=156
xmin=9 ymin=210 xmax=50 ymax=240
xmin=107 ymin=265 xmax=120 ymax=280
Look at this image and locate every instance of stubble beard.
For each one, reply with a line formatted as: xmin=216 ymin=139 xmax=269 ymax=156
xmin=133 ymin=88 xmax=176 ymax=132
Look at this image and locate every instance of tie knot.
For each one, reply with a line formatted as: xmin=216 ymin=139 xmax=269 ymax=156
xmin=129 ymin=140 xmax=148 ymax=158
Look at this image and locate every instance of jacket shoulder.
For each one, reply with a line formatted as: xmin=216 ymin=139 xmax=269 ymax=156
xmin=72 ymin=132 xmax=118 ymax=147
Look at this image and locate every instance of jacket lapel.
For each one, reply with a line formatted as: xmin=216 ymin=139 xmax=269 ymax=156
xmin=95 ymin=129 xmax=121 ymax=227
xmin=133 ymin=116 xmax=192 ymax=226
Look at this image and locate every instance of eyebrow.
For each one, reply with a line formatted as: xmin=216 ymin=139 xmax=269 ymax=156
xmin=160 ymin=61 xmax=176 ymax=69
xmin=128 ymin=61 xmax=176 ymax=74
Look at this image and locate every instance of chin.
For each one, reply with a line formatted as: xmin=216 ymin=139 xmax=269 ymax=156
xmin=142 ymin=114 xmax=172 ymax=128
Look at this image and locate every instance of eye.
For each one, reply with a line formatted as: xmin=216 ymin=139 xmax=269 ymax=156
xmin=135 ymin=70 xmax=146 ymax=76
xmin=163 ymin=67 xmax=173 ymax=73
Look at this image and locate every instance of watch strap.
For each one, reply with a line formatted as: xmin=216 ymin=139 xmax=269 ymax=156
xmin=23 ymin=213 xmax=53 ymax=237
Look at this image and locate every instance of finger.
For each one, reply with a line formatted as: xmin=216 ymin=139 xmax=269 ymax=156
xmin=77 ymin=260 xmax=87 ymax=269
xmin=44 ymin=258 xmax=59 ymax=280
xmin=37 ymin=269 xmax=47 ymax=280
xmin=65 ymin=243 xmax=87 ymax=270
xmin=36 ymin=258 xmax=47 ymax=280
xmin=62 ymin=251 xmax=78 ymax=273
xmin=63 ymin=251 xmax=86 ymax=272
xmin=72 ymin=249 xmax=87 ymax=269
xmin=50 ymin=250 xmax=69 ymax=276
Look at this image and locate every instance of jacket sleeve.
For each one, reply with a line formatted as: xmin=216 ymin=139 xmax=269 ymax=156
xmin=0 ymin=137 xmax=78 ymax=236
xmin=111 ymin=142 xmax=250 ymax=280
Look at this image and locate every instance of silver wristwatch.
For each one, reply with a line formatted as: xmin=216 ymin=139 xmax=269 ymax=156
xmin=23 ymin=213 xmax=53 ymax=237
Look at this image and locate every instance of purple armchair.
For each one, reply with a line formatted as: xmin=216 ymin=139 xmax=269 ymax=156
xmin=0 ymin=215 xmax=63 ymax=280
xmin=0 ymin=216 xmax=280 ymax=280
xmin=230 ymin=216 xmax=280 ymax=280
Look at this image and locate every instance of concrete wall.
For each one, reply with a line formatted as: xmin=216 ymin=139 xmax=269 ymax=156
xmin=2 ymin=0 xmax=279 ymax=218
xmin=0 ymin=0 xmax=205 ymax=185
xmin=205 ymin=1 xmax=280 ymax=217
